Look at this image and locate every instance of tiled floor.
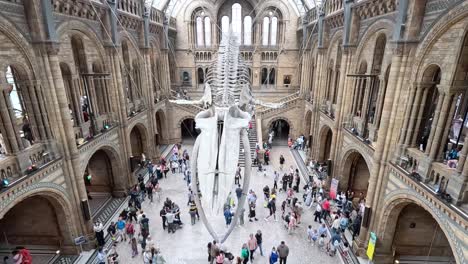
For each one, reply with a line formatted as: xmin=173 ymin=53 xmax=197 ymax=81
xmin=110 ymin=145 xmax=339 ymax=264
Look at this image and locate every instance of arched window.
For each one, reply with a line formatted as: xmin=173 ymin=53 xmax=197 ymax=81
xmin=204 ymin=17 xmax=211 ymax=47
xmin=221 ymin=16 xmax=230 ymax=40
xmin=243 ymin=16 xmax=252 ymax=46
xmin=270 ymin=17 xmax=278 ymax=46
xmin=196 ymin=17 xmax=204 ymax=47
xmin=262 ymin=17 xmax=270 ymax=46
xmin=232 ymin=3 xmax=242 ymax=44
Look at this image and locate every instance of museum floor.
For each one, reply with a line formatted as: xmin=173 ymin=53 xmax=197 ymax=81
xmin=105 ymin=145 xmax=338 ymax=264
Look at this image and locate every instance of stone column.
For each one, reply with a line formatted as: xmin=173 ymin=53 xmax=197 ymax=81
xmin=0 ymin=83 xmax=20 ymax=153
xmin=411 ymin=87 xmax=429 ymax=146
xmin=425 ymin=92 xmax=448 ymax=157
xmin=39 ymin=43 xmax=91 ymax=238
xmin=402 ymin=85 xmax=422 ymax=146
xmin=430 ymin=93 xmax=455 ymax=160
xmin=355 ymin=43 xmax=410 ymax=252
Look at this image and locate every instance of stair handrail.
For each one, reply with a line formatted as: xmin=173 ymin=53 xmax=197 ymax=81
xmin=256 ymin=91 xmax=301 ymax=115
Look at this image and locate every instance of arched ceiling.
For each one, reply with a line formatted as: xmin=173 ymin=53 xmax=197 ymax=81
xmin=147 ymin=0 xmax=323 ymax=17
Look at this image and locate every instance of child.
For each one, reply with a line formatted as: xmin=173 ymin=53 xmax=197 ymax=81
xmin=318 ymin=234 xmax=326 ymax=251
xmin=269 ymin=247 xmax=279 ymax=264
xmin=311 ymin=229 xmax=319 ymax=245
xmin=131 ymin=237 xmax=138 ymax=257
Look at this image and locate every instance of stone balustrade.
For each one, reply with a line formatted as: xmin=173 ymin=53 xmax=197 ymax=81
xmin=389 ymin=163 xmax=468 ymax=229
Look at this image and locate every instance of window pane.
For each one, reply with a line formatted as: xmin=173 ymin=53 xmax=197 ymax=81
xmin=221 ymin=16 xmax=230 ymax=41
xmin=244 ymin=16 xmax=252 ymax=46
xmin=262 ymin=17 xmax=270 ymax=46
xmin=232 ymin=3 xmax=242 ymax=44
xmin=196 ymin=17 xmax=204 ymax=47
xmin=271 ymin=17 xmax=278 ymax=46
xmin=204 ymin=17 xmax=211 ymax=47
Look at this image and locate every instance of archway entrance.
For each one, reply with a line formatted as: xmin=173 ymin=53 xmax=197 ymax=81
xmin=341 ymin=151 xmax=370 ymax=202
xmin=0 ymin=195 xmax=75 ymax=255
xmin=380 ymin=202 xmax=456 ymax=263
xmin=84 ymin=149 xmax=117 ymax=214
xmin=180 ymin=118 xmax=199 ymax=144
xmin=318 ymin=126 xmax=333 ymax=162
xmin=269 ymin=119 xmax=290 ymax=145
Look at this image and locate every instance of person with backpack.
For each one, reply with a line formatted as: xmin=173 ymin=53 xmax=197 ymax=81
xmin=126 ymin=221 xmax=135 ymax=241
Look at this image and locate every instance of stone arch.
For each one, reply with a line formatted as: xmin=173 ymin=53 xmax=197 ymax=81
xmin=80 ymin=144 xmax=125 ymax=196
xmin=182 ymin=2 xmax=216 ymax=22
xmin=56 ymin=20 xmax=107 ymax=67
xmin=355 ymin=19 xmax=394 ymax=53
xmin=318 ymin=125 xmax=333 ymax=162
xmin=354 ymin=19 xmax=394 ymax=70
xmin=0 ymin=13 xmax=40 ymax=80
xmin=0 ymin=184 xmax=78 ymax=253
xmin=338 ymin=149 xmax=371 ymax=196
xmin=378 ymin=192 xmax=462 ymax=264
xmin=267 ymin=117 xmax=292 ymax=145
xmin=325 ymin=29 xmax=343 ymax=58
xmin=129 ymin=122 xmax=149 ymax=157
xmin=411 ymin=2 xmax=468 ymax=85
xmin=178 ymin=116 xmax=198 ymax=142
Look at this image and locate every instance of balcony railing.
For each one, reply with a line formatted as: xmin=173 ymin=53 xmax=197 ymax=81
xmin=389 ymin=162 xmax=468 ymax=227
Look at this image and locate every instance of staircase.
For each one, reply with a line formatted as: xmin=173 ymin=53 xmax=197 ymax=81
xmin=239 ymin=119 xmax=258 ymax=167
xmin=256 ymin=91 xmax=301 ymax=118
xmin=92 ymin=197 xmax=127 ymax=225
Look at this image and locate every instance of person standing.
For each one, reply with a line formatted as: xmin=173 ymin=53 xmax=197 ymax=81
xmin=265 ymin=197 xmax=277 ymax=221
xmin=130 ymin=237 xmax=138 ymax=257
xmin=273 ymin=171 xmax=279 ymax=190
xmin=277 ymin=241 xmax=289 ymax=264
xmin=247 ymin=233 xmax=258 ymax=262
xmin=235 ymin=165 xmax=242 ymax=185
xmin=94 ymin=221 xmax=105 ymax=247
xmin=116 ymin=217 xmax=126 ymax=242
xmin=210 ymin=241 xmax=219 ymax=264
xmin=279 ymin=155 xmax=285 ymax=171
xmin=269 ymin=247 xmax=278 ymax=264
xmin=146 ymin=181 xmax=154 ymax=203
xmin=255 ymin=230 xmax=264 ymax=256
xmin=236 ymin=184 xmax=243 ymax=201
xmin=240 ymin=244 xmax=249 ymax=264
xmin=97 ymin=248 xmax=106 ymax=264
xmin=160 ymin=208 xmax=167 ymax=230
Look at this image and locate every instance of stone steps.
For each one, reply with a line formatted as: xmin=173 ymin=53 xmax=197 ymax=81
xmin=239 ymin=119 xmax=257 ymax=167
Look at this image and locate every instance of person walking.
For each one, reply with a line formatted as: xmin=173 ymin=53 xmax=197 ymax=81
xmin=116 ymin=217 xmax=126 ymax=242
xmin=236 ymin=184 xmax=243 ymax=201
xmin=279 ymin=155 xmax=285 ymax=171
xmin=146 ymin=181 xmax=154 ymax=203
xmin=265 ymin=197 xmax=277 ymax=221
xmin=189 ymin=201 xmax=198 ymax=225
xmin=240 ymin=244 xmax=249 ymax=264
xmin=269 ymin=247 xmax=279 ymax=264
xmin=247 ymin=233 xmax=258 ymax=262
xmin=255 ymin=230 xmax=264 ymax=256
xmin=94 ymin=221 xmax=105 ymax=247
xmin=273 ymin=171 xmax=279 ymax=190
xmin=130 ymin=237 xmax=138 ymax=257
xmin=277 ymin=241 xmax=289 ymax=264
xmin=235 ymin=165 xmax=242 ymax=185
xmin=125 ymin=220 xmax=135 ymax=242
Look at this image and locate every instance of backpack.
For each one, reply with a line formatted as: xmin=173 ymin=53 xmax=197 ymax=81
xmin=20 ymin=249 xmax=32 ymax=264
xmin=126 ymin=223 xmax=135 ymax=234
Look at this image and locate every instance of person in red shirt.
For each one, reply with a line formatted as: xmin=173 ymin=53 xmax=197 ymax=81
xmin=321 ymin=199 xmax=330 ymax=220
